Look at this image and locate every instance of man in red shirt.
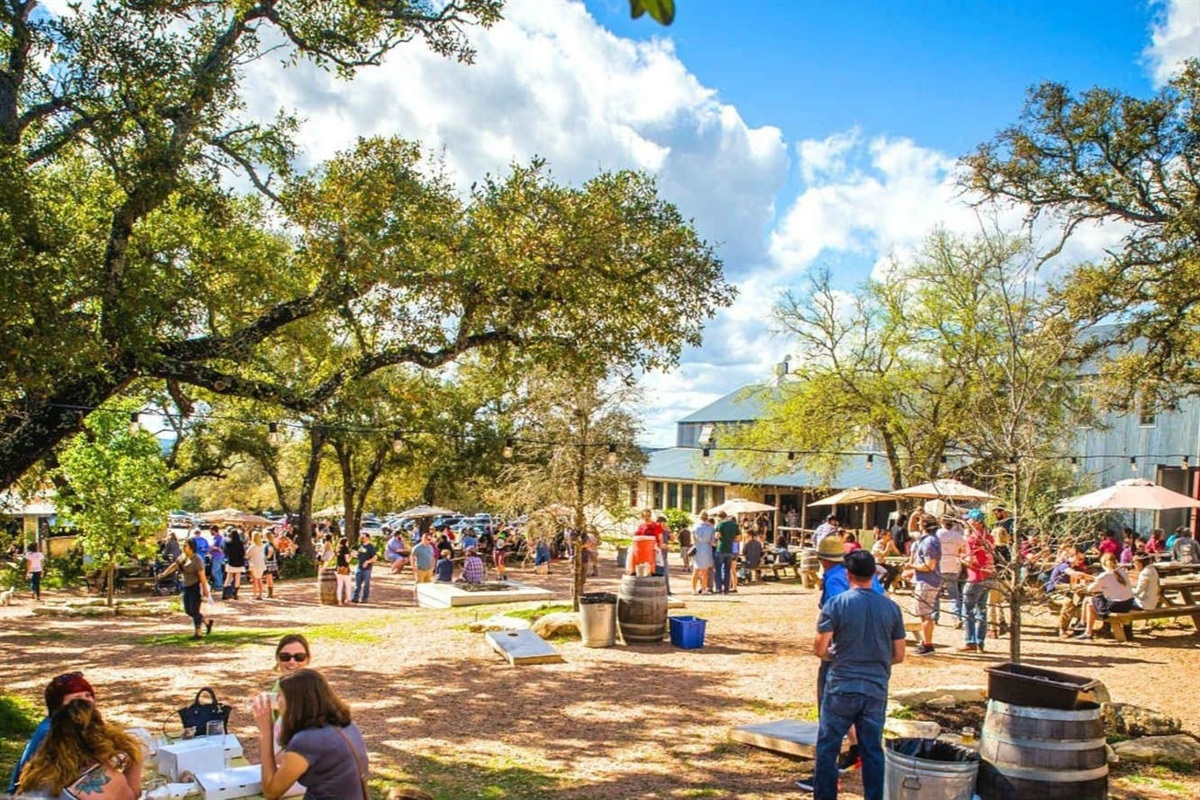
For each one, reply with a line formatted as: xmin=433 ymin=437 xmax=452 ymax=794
xmin=958 ymin=525 xmax=995 ymax=653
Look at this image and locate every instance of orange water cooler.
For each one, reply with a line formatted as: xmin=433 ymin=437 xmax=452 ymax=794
xmin=627 ymin=535 xmax=657 ymax=575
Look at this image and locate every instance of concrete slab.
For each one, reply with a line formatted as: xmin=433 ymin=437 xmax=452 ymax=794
xmin=486 ymin=629 xmax=565 ymax=666
xmin=728 ymin=720 xmax=821 ymax=759
xmin=416 ymin=581 xmax=554 ymax=609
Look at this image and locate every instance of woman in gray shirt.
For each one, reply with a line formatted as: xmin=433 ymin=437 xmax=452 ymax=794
xmin=253 ymin=669 xmax=368 ymax=800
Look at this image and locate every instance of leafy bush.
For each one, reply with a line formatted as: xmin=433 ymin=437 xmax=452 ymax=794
xmin=278 ymin=553 xmax=317 ymax=580
xmin=44 ymin=544 xmax=85 ymax=589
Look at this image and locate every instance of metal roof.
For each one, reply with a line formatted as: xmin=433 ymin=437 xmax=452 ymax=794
xmin=677 ymin=383 xmax=781 ymax=424
xmin=642 ymin=447 xmax=894 ymax=492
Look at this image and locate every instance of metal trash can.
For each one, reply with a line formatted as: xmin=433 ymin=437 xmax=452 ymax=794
xmin=579 ymin=592 xmax=617 ymax=647
xmin=885 ymin=738 xmax=979 ymax=800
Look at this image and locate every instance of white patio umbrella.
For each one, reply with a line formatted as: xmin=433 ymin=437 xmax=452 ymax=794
xmin=396 ymin=504 xmax=459 ymax=518
xmin=197 ymin=507 xmax=245 ymax=522
xmin=810 ymin=488 xmax=897 ymax=506
xmin=891 ymin=479 xmax=998 ymax=502
xmin=706 ymin=498 xmax=776 ymax=516
xmin=1056 ymin=478 xmax=1200 ymax=512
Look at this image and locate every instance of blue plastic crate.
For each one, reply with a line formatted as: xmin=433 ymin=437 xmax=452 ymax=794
xmin=669 ymin=615 xmax=706 ymax=649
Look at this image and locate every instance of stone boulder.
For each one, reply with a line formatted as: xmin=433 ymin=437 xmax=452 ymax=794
xmin=468 ymin=615 xmax=532 ymax=633
xmin=1113 ymin=734 xmax=1200 ymax=765
xmin=890 ymin=686 xmax=986 ymax=707
xmin=1079 ymin=680 xmax=1111 ymax=706
xmin=531 ymin=612 xmax=580 ymax=640
xmin=925 ymin=694 xmax=958 ymax=709
xmin=115 ymin=603 xmax=174 ymax=617
xmin=1103 ymin=702 xmax=1182 ymax=737
xmin=885 ymin=719 xmax=941 ymax=739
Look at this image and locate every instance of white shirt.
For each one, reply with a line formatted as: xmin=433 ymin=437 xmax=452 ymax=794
xmin=25 ymin=552 xmax=44 ymax=572
xmin=1088 ymin=569 xmax=1135 ymax=603
xmin=1133 ymin=566 xmax=1160 ymax=611
xmin=936 ymin=526 xmax=967 ymax=574
xmin=813 ymin=523 xmax=839 ymax=547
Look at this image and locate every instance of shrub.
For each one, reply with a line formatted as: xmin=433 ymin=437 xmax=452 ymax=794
xmin=279 ymin=553 xmax=317 ymax=580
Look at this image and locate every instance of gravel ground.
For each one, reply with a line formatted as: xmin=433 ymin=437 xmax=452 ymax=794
xmin=1 ymin=554 xmax=1197 ymax=799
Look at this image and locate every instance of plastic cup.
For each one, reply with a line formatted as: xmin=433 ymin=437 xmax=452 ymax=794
xmin=961 ymin=726 xmax=976 ymax=745
xmin=205 ymin=720 xmax=225 ymax=737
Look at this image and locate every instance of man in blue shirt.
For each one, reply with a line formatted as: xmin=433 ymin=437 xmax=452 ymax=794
xmin=904 ymin=521 xmax=943 ymax=656
xmin=7 ymin=672 xmax=96 ymax=793
xmin=813 ymin=551 xmax=906 ymax=800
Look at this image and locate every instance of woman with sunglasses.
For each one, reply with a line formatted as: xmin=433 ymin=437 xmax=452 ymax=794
xmin=253 ymin=669 xmax=368 ymax=800
xmin=157 ymin=537 xmax=214 ymax=639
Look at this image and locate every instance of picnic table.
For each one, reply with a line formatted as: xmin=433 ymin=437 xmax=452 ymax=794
xmin=1158 ymin=575 xmax=1200 ymax=606
xmin=1153 ymin=561 xmax=1200 ymax=577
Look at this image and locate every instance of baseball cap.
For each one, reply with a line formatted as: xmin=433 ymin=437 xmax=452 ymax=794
xmin=845 ymin=550 xmax=877 ymax=578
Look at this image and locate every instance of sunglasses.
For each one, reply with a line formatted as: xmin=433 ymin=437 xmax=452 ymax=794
xmin=277 ymin=652 xmax=308 ymax=663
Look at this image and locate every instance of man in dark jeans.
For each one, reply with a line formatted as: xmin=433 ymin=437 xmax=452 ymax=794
xmin=351 ymin=532 xmax=378 ymax=604
xmin=713 ymin=511 xmax=739 ymax=594
xmin=811 ymin=551 xmax=905 ymax=800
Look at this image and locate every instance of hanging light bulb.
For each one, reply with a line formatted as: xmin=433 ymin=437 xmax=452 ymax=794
xmin=1070 ymin=457 xmax=1079 ymax=474
xmin=268 ymin=422 xmax=279 ymax=445
xmin=787 ymin=451 xmax=796 ymax=462
xmin=502 ymin=437 xmax=514 ymax=459
xmin=392 ymin=431 xmax=403 ymax=454
xmin=940 ymin=454 xmax=948 ymax=465
xmin=1183 ymin=455 xmax=1191 ymax=470
xmin=702 ymin=446 xmax=712 ymax=466
xmin=128 ymin=412 xmax=140 ymax=435
xmin=865 ymin=454 xmax=874 ymax=470
xmin=606 ymin=443 xmax=618 ymax=466
xmin=1130 ymin=456 xmax=1138 ymax=473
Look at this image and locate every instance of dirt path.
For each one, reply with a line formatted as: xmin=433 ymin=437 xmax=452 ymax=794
xmin=1 ymin=556 xmax=1197 ymax=799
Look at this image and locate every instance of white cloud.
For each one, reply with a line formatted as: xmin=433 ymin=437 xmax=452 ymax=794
xmin=1144 ymin=0 xmax=1200 ymax=87
xmin=242 ymin=0 xmax=786 ymax=274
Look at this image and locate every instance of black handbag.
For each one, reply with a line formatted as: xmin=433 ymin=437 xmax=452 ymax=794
xmin=177 ymin=687 xmax=232 ymax=735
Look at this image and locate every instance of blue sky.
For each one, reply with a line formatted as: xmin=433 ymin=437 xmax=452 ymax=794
xmin=240 ymin=0 xmax=1196 ymax=445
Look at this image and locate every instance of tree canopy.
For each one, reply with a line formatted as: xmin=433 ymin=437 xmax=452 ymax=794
xmin=964 ymin=59 xmax=1200 ymax=404
xmin=0 ymin=0 xmax=734 ymax=491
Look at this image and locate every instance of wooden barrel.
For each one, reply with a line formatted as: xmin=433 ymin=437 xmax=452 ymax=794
xmin=616 ymin=574 xmax=667 ymax=644
xmin=977 ymin=699 xmax=1107 ymax=800
xmin=317 ymin=568 xmax=338 ymax=606
xmin=799 ymin=548 xmax=818 ymax=572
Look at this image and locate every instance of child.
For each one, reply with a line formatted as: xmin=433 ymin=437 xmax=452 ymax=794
xmin=533 ymin=538 xmax=551 ymax=575
xmin=434 ymin=550 xmax=454 ymax=583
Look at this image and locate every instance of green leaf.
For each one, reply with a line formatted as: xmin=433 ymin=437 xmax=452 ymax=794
xmin=630 ymin=0 xmax=676 ymax=25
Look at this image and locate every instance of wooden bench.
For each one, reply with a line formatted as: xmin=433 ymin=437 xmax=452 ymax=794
xmin=1108 ymin=604 xmax=1200 ymax=642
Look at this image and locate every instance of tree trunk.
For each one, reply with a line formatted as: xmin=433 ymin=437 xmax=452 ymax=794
xmin=296 ymin=427 xmax=326 ymax=556
xmin=1008 ymin=463 xmax=1023 ymax=663
xmin=334 ymin=442 xmax=361 ymax=542
xmin=106 ymin=561 xmax=115 ymax=607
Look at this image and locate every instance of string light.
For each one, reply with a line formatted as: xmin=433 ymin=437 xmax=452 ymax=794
xmin=865 ymin=454 xmax=874 ymax=470
xmin=787 ymin=451 xmax=795 ymax=462
xmin=940 ymin=454 xmax=948 ymax=465
xmin=268 ymin=422 xmax=279 ymax=445
xmin=607 ymin=443 xmax=618 ymax=466
xmin=1070 ymin=457 xmax=1079 ymax=473
xmin=128 ymin=412 xmax=140 ymax=435
xmin=502 ymin=437 xmax=514 ymax=459
xmin=1130 ymin=456 xmax=1138 ymax=473
xmin=392 ymin=431 xmax=403 ymax=453
xmin=1183 ymin=455 xmax=1191 ymax=470
xmin=702 ymin=446 xmax=712 ymax=466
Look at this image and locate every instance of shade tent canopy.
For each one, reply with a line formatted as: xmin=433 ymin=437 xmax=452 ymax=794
xmin=1056 ymin=479 xmax=1200 ymax=512
xmin=809 ymin=488 xmax=897 ymax=507
xmin=312 ymin=504 xmax=345 ymax=518
xmin=891 ymin=479 xmax=998 ymax=502
xmin=396 ymin=504 xmax=459 ymax=518
xmin=196 ymin=508 xmax=244 ymax=522
xmin=203 ymin=510 xmax=276 ymax=526
xmin=706 ymin=498 xmax=776 ymax=516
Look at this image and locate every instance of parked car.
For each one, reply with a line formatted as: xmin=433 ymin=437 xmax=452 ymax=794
xmin=360 ymin=519 xmax=384 ymax=536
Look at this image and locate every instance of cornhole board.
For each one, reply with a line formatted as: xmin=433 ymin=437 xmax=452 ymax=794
xmin=417 ymin=581 xmax=554 ymax=609
xmin=486 ymin=629 xmax=565 ymax=666
xmin=728 ymin=720 xmax=821 ymax=759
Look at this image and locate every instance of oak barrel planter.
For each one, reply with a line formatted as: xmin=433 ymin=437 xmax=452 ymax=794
xmin=616 ymin=574 xmax=667 ymax=644
xmin=317 ymin=567 xmax=338 ymax=606
xmin=977 ymin=699 xmax=1107 ymax=800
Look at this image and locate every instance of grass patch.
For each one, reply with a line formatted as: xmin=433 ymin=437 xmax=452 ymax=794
xmin=745 ymin=698 xmax=819 ymax=720
xmin=401 ymin=753 xmax=560 ymax=799
xmin=888 ymin=706 xmax=917 ymax=720
xmin=0 ymin=693 xmax=40 ymax=781
xmin=501 ymin=604 xmax=573 ymax=622
xmin=141 ymin=622 xmax=383 ymax=648
xmin=677 ymin=789 xmax=724 ymax=798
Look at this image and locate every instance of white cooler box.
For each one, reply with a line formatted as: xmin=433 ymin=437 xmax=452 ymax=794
xmin=157 ymin=735 xmax=243 ymax=780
